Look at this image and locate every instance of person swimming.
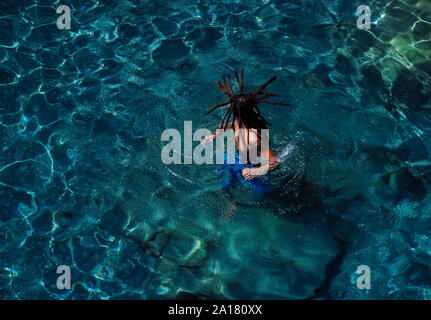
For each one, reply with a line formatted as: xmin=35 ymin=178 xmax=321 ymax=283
xmin=201 ymin=70 xmax=290 ymax=196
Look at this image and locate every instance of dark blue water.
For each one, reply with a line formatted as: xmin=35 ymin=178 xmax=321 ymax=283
xmin=1 ymin=0 xmax=431 ymax=299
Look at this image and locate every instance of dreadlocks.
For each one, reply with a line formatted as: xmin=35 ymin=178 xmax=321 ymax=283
xmin=205 ymin=69 xmax=290 ymax=131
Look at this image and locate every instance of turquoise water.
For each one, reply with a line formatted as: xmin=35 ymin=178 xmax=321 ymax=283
xmin=1 ymin=0 xmax=431 ymax=299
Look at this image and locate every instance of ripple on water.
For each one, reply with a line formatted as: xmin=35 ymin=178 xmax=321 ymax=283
xmin=1 ymin=0 xmax=431 ymax=300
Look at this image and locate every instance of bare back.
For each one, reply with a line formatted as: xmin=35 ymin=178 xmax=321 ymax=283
xmin=233 ymin=120 xmax=277 ymax=164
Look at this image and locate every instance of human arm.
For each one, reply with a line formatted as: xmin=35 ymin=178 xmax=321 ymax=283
xmin=200 ymin=123 xmax=232 ymax=144
xmin=242 ymin=131 xmax=280 ymax=180
xmin=242 ymin=148 xmax=279 ymax=180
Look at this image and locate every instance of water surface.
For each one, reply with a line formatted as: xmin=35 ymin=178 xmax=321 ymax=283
xmin=1 ymin=0 xmax=431 ymax=299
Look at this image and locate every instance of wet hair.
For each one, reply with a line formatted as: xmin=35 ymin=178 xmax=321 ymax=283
xmin=205 ymin=69 xmax=290 ymax=131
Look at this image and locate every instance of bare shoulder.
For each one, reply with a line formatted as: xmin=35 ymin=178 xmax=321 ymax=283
xmin=248 ymin=128 xmax=260 ymax=144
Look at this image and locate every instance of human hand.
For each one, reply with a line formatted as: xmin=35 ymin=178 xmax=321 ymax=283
xmin=242 ymin=168 xmax=256 ymax=180
xmin=200 ymin=135 xmax=214 ymax=145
